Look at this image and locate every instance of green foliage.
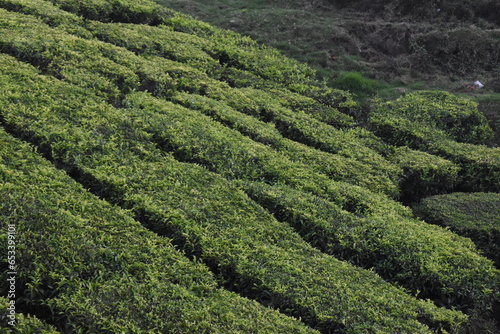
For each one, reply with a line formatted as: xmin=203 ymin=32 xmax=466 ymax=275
xmin=388 ymin=146 xmax=461 ymax=203
xmin=372 ymin=91 xmax=494 ymax=145
xmin=0 ymin=297 xmax=59 ymax=333
xmin=0 ymin=0 xmax=88 ymax=36
xmin=0 ymin=128 xmax=316 ymax=333
xmin=414 ymin=192 xmax=500 ymax=267
xmin=0 ymin=0 xmax=499 ymax=332
xmin=370 ymin=91 xmax=500 ymax=192
xmin=332 ymin=71 xmax=381 ymax=96
xmin=0 ymin=53 xmax=469 ymax=333
xmin=238 ymin=180 xmax=500 ymax=313
xmin=166 ymin=91 xmax=401 ymax=196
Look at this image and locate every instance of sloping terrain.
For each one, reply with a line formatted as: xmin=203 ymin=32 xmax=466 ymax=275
xmin=161 ymin=0 xmax=500 ymax=147
xmin=0 ymin=0 xmax=499 ymax=333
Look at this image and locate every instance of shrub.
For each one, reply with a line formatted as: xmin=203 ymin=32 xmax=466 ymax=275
xmin=332 ymin=71 xmax=381 ymax=96
xmin=414 ymin=192 xmax=500 ymax=267
xmin=170 ymin=91 xmax=401 ymax=196
xmin=370 ymin=91 xmax=500 ymax=191
xmin=0 ymin=297 xmax=59 ymax=333
xmin=371 ymin=91 xmax=494 ymax=145
xmin=238 ymin=180 xmax=500 ymax=314
xmin=0 ymin=128 xmax=317 ymax=334
xmin=388 ymin=146 xmax=460 ymax=203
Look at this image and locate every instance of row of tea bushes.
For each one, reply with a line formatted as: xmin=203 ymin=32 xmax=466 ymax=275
xmin=0 ymin=127 xmax=317 ymax=333
xmin=87 ymin=21 xmax=221 ymax=75
xmin=125 ymin=92 xmax=408 ymax=208
xmin=429 ymin=139 xmax=500 ymax=192
xmin=372 ymin=91 xmax=494 ymax=145
xmin=45 ymin=0 xmax=319 ymax=90
xmin=0 ymin=0 xmax=361 ymax=122
xmin=0 ymin=53 xmax=466 ymax=333
xmin=0 ymin=297 xmax=59 ymax=333
xmin=0 ymin=10 xmax=400 ymax=200
xmin=0 ymin=9 xmax=404 ymax=199
xmin=0 ymin=0 xmax=87 ymax=36
xmin=387 ymin=147 xmax=461 ymax=203
xmin=0 ymin=8 xmax=142 ymax=104
xmin=14 ymin=58 xmax=491 ymax=320
xmin=170 ymin=91 xmax=400 ymax=196
xmin=202 ymin=86 xmax=404 ymax=195
xmin=237 ymin=180 xmax=500 ymax=314
xmin=370 ymin=91 xmax=500 ymax=192
xmin=0 ymin=9 xmax=236 ymax=105
xmin=81 ymin=20 xmax=357 ymax=126
xmin=414 ymin=192 xmax=500 ymax=267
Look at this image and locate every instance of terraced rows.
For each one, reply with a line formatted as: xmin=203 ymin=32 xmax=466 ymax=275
xmin=0 ymin=128 xmax=316 ymax=333
xmin=370 ymin=91 xmax=500 ymax=192
xmin=0 ymin=0 xmax=499 ymax=332
xmin=0 ymin=53 xmax=466 ymax=333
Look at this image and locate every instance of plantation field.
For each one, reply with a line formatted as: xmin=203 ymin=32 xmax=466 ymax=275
xmin=0 ymin=0 xmax=499 ymax=333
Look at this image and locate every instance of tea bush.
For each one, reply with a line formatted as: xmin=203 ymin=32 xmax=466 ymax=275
xmin=414 ymin=192 xmax=500 ymax=267
xmin=0 ymin=0 xmax=499 ymax=331
xmin=388 ymin=146 xmax=460 ymax=203
xmin=0 ymin=297 xmax=59 ymax=333
xmin=238 ymin=180 xmax=500 ymax=313
xmin=370 ymin=91 xmax=500 ymax=192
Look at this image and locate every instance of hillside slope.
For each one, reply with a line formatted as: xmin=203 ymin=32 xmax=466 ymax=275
xmin=161 ymin=0 xmax=500 ymax=147
xmin=0 ymin=0 xmax=499 ymax=333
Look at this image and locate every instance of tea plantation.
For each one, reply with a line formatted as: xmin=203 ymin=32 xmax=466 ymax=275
xmin=0 ymin=0 xmax=498 ymax=333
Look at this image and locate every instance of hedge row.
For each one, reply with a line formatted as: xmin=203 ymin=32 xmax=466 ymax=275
xmin=387 ymin=146 xmax=461 ymax=203
xmin=371 ymin=91 xmax=494 ymax=145
xmin=0 ymin=0 xmax=363 ymax=123
xmin=202 ymin=85 xmax=405 ymax=195
xmin=83 ymin=19 xmax=358 ymax=128
xmin=370 ymin=91 xmax=500 ymax=192
xmin=429 ymin=139 xmax=500 ymax=192
xmin=238 ymin=180 xmax=500 ymax=314
xmin=0 ymin=53 xmax=467 ymax=333
xmin=87 ymin=20 xmax=220 ymax=74
xmin=0 ymin=129 xmax=316 ymax=333
xmin=170 ymin=91 xmax=400 ymax=196
xmin=2 ymin=12 xmax=400 ymax=196
xmin=45 ymin=0 xmax=320 ymax=90
xmin=0 ymin=8 xmax=143 ymax=104
xmin=0 ymin=297 xmax=59 ymax=333
xmin=0 ymin=8 xmax=245 ymax=104
xmin=0 ymin=0 xmax=88 ymax=36
xmin=0 ymin=9 xmax=400 ymax=199
xmin=125 ymin=92 xmax=411 ymax=211
xmin=414 ymin=192 xmax=500 ymax=267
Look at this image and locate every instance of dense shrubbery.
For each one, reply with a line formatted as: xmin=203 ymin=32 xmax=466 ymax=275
xmin=170 ymin=92 xmax=399 ymax=194
xmin=0 ymin=92 xmax=316 ymax=334
xmin=239 ymin=180 xmax=499 ymax=314
xmin=387 ymin=147 xmax=461 ymax=203
xmin=0 ymin=52 xmax=470 ymax=333
xmin=0 ymin=297 xmax=58 ymax=333
xmin=372 ymin=91 xmax=494 ymax=145
xmin=414 ymin=192 xmax=500 ymax=267
xmin=370 ymin=91 xmax=500 ymax=192
xmin=0 ymin=0 xmax=498 ymax=332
